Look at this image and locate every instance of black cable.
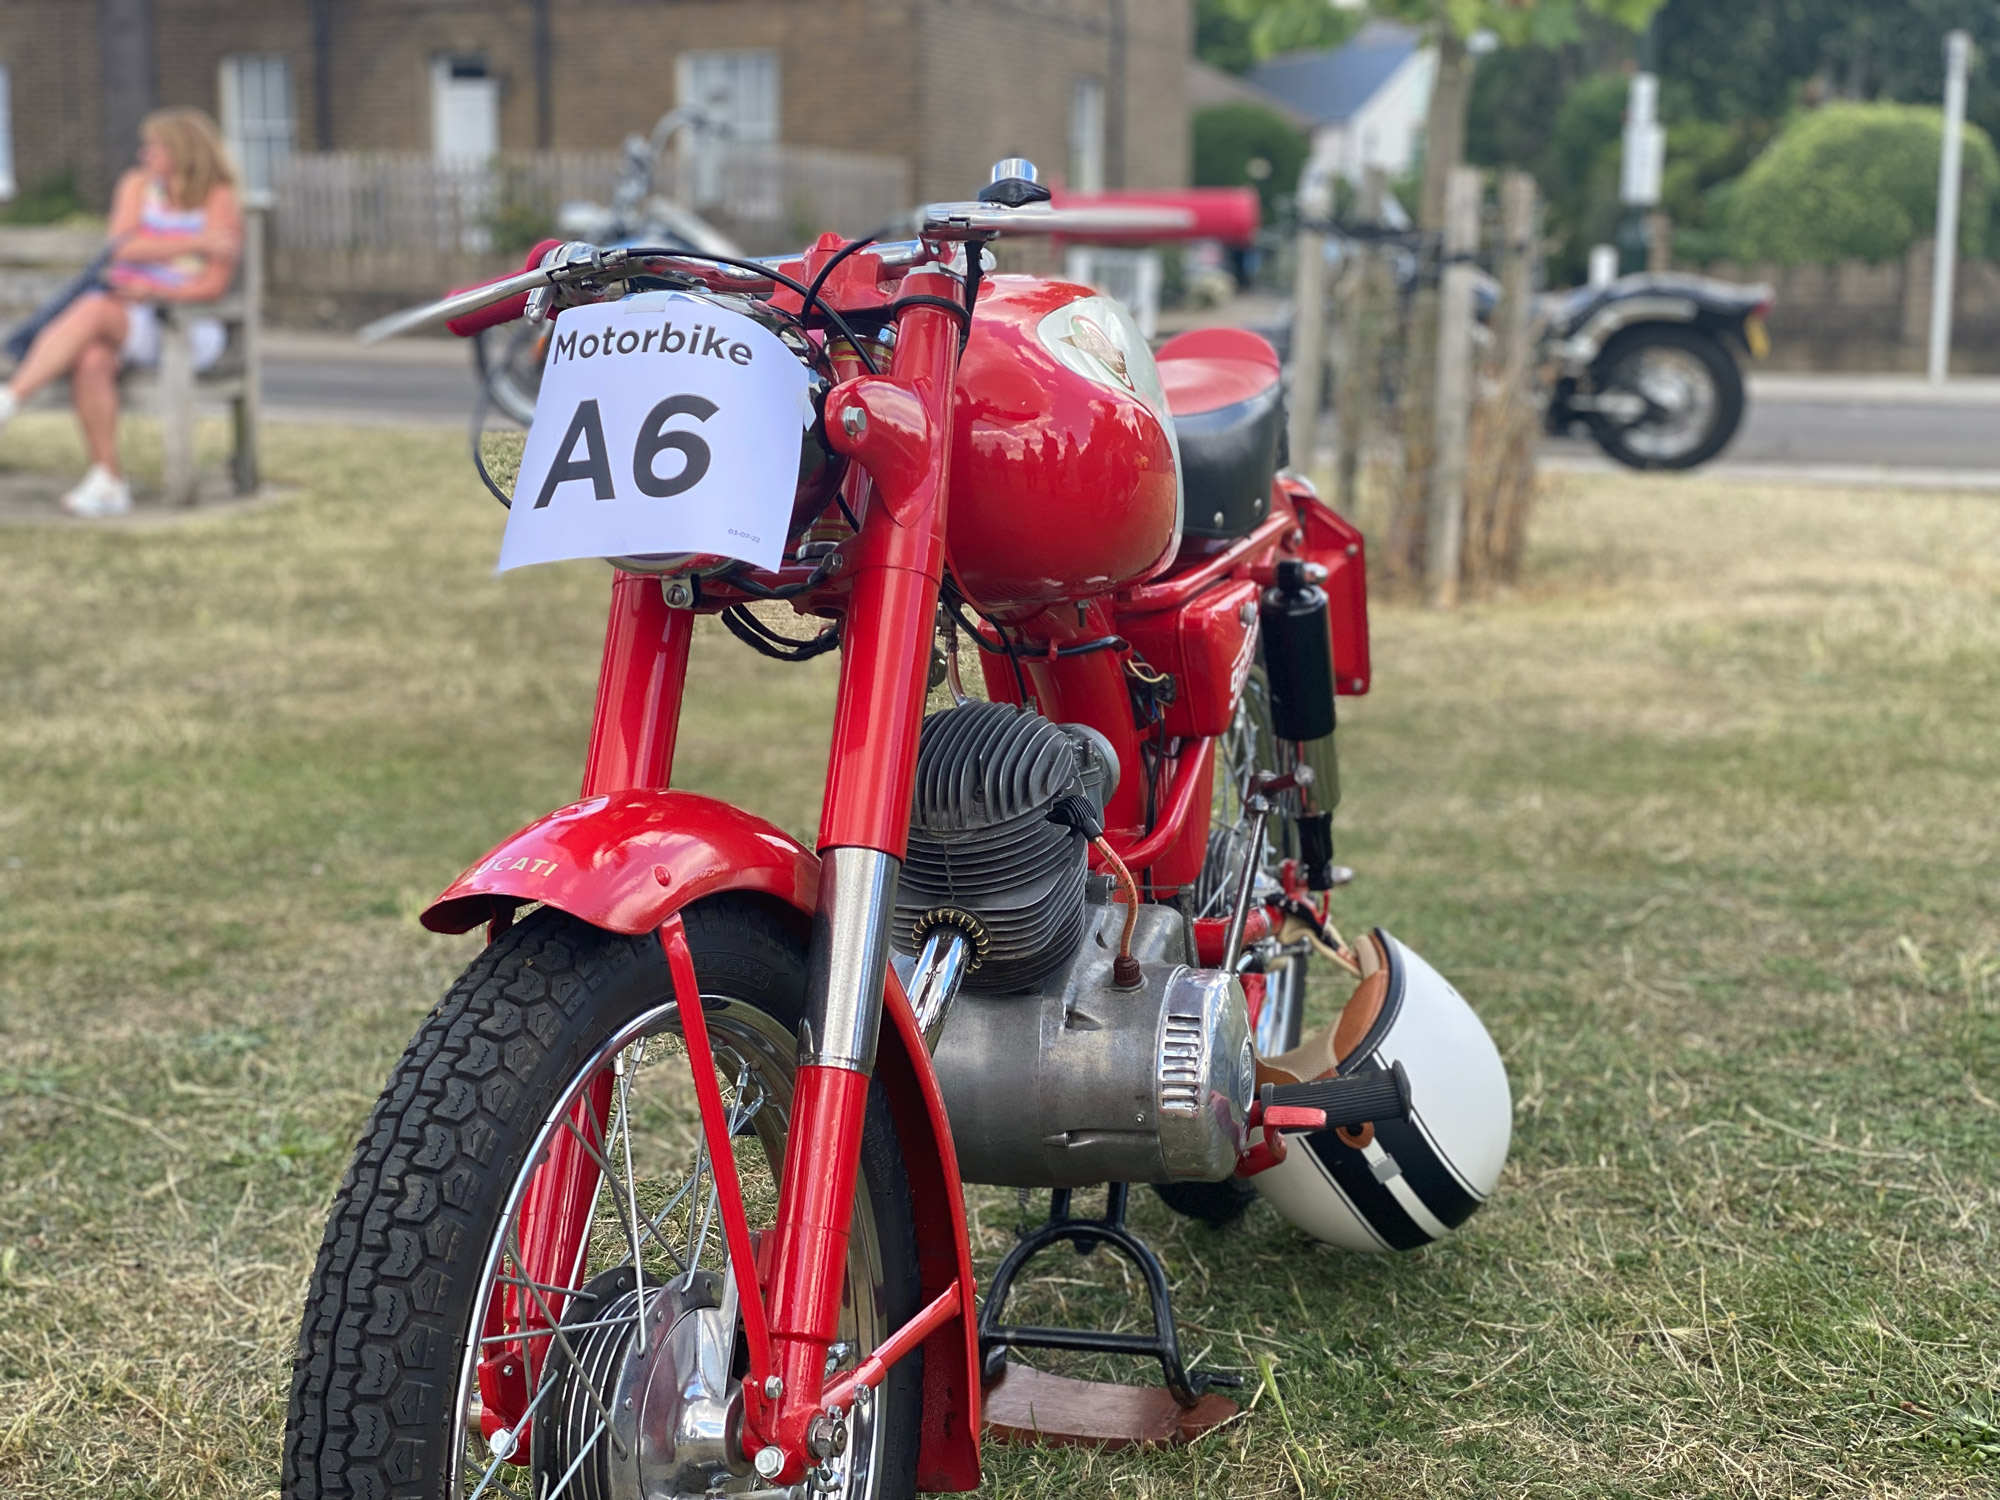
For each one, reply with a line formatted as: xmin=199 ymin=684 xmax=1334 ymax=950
xmin=721 ymin=604 xmax=843 ymax=662
xmin=616 ymin=245 xmax=880 ymax=375
xmin=468 ymin=378 xmax=512 ymax=508
xmin=880 ymin=294 xmax=972 ymax=337
xmin=721 ymin=556 xmax=834 ymax=601
xmin=801 ymin=231 xmax=881 ymax=333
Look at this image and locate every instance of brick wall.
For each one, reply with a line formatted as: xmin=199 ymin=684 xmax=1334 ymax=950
xmin=912 ymin=0 xmax=1189 ymax=203
xmin=0 ymin=1 xmax=108 ymax=204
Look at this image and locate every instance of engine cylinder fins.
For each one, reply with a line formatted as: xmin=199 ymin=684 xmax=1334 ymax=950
xmin=910 ymin=701 xmax=1092 ymax=832
xmin=897 ymin=703 xmax=1099 ymax=992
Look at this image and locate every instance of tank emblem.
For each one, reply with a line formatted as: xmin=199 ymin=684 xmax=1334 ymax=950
xmin=1059 ymin=316 xmax=1133 ymax=390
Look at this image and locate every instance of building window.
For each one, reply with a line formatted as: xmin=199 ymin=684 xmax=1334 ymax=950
xmin=1070 ymin=76 xmax=1105 ymax=194
xmin=675 ymin=50 xmax=779 ymax=144
xmin=219 ymin=54 xmax=294 ymax=200
xmin=431 ymin=55 xmax=499 ymax=162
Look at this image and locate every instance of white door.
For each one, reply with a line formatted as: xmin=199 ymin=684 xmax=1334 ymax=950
xmin=431 ymin=56 xmax=499 ymax=161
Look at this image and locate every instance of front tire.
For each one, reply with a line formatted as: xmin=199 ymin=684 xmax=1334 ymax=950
xmin=1586 ymin=325 xmax=1745 ymax=470
xmin=285 ymin=898 xmax=921 ymax=1500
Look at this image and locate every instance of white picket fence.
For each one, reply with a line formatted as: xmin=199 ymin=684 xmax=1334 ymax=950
xmin=270 ymin=145 xmax=910 ymax=259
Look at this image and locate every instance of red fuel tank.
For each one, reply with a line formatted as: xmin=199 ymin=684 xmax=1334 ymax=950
xmin=946 ymin=277 xmax=1182 ymax=615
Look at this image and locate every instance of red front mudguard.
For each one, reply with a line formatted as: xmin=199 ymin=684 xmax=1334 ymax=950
xmin=422 ymin=789 xmax=983 ymax=1492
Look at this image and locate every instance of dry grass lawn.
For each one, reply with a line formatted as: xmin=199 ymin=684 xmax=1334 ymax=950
xmin=0 ymin=413 xmax=1996 ymax=1497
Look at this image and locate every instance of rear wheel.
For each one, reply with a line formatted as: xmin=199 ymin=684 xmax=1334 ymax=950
xmin=1585 ymin=325 xmax=1744 ymax=470
xmin=1154 ymin=670 xmax=1306 ymax=1228
xmin=285 ymin=898 xmax=921 ymax=1500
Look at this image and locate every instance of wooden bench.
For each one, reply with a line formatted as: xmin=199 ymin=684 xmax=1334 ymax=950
xmin=0 ymin=207 xmax=264 ymax=505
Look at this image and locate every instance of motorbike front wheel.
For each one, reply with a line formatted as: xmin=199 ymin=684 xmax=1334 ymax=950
xmin=1585 ymin=324 xmax=1745 ymax=471
xmin=285 ymin=897 xmax=921 ymax=1500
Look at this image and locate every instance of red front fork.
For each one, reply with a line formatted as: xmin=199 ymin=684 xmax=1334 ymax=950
xmin=756 ymin=272 xmax=965 ymax=1471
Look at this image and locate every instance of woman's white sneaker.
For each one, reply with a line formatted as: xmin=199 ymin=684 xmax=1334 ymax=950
xmin=60 ymin=464 xmax=133 ymax=518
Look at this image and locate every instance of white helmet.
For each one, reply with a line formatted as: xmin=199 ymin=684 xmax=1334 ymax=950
xmin=1253 ymin=929 xmax=1510 ymax=1251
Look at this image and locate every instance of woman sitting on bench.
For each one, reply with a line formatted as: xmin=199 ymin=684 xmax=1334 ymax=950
xmin=0 ymin=107 xmax=242 ymax=516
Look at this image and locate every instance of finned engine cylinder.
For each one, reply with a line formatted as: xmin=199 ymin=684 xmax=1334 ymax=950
xmin=895 ymin=702 xmax=1253 ymax=1187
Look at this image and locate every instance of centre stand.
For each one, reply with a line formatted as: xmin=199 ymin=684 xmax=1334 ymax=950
xmin=977 ymin=1183 xmax=1243 ymax=1448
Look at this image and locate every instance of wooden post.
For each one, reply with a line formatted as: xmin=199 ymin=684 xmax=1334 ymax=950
xmin=158 ymin=310 xmax=199 ymax=507
xmin=1424 ymin=166 xmax=1480 ymax=608
xmin=1288 ymin=158 xmax=1333 ymax=479
xmin=1498 ymin=172 xmax=1536 ymax=380
xmin=1335 ymin=167 xmax=1384 ymax=517
xmin=234 ymin=204 xmax=265 ymax=495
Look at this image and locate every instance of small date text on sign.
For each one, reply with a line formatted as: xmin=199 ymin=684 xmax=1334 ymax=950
xmin=499 ymin=294 xmax=812 ymax=573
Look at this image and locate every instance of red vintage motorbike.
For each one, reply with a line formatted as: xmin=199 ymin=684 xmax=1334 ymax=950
xmin=288 ymin=160 xmax=1508 ymax=1500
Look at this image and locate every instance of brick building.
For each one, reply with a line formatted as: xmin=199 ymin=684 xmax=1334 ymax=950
xmin=0 ymin=0 xmax=1190 ymax=210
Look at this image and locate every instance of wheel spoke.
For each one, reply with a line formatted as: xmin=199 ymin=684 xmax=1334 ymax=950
xmin=501 ymin=1226 xmax=629 ymax=1457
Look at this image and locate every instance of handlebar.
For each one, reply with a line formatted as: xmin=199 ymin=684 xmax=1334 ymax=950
xmin=356 ymin=198 xmax=1208 ymax=344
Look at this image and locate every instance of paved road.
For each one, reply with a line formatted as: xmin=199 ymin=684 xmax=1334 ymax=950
xmin=264 ymin=332 xmax=1999 ymax=484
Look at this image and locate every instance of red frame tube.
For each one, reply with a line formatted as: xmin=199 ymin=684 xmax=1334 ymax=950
xmin=820 ymin=1282 xmax=962 ymax=1412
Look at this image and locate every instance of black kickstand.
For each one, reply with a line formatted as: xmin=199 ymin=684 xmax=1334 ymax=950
xmin=976 ymin=1183 xmax=1241 ymax=1408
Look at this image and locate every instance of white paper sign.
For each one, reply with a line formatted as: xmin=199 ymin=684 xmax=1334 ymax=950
xmin=499 ymin=293 xmax=813 ymax=573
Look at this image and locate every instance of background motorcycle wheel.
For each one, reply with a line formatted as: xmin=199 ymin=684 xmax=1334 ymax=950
xmin=1153 ymin=669 xmax=1306 ymax=1228
xmin=474 ymin=321 xmax=548 ymax=428
xmin=1585 ymin=324 xmax=1745 ymax=471
xmin=284 ymin=898 xmax=921 ymax=1500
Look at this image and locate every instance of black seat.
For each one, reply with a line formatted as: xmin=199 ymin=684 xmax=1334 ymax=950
xmin=1155 ymin=328 xmax=1285 ymax=540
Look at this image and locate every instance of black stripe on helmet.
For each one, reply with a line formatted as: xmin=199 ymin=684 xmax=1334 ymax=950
xmin=1297 ymin=1130 xmax=1432 ymax=1251
xmin=1373 ymin=1113 xmax=1483 ymax=1229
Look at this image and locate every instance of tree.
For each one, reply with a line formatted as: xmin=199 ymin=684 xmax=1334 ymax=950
xmin=1195 ymin=0 xmax=1359 ymax=75
xmin=1653 ymin=0 xmax=2000 ymax=152
xmin=1194 ymin=103 xmax=1312 ymax=223
xmin=1725 ymin=102 xmax=2000 ymax=265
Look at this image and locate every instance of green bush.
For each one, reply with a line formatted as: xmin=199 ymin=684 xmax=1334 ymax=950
xmin=1725 ymin=102 xmax=2000 ymax=265
xmin=1193 ymin=102 xmax=1309 ymax=224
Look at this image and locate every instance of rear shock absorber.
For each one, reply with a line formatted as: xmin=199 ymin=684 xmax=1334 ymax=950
xmin=1259 ymin=559 xmax=1342 ymax=890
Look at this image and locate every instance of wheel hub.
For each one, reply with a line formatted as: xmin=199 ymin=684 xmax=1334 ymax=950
xmin=534 ymin=1265 xmax=747 ymax=1500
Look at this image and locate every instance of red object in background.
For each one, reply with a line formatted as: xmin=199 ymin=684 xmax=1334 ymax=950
xmin=1048 ymin=187 xmax=1262 ymax=247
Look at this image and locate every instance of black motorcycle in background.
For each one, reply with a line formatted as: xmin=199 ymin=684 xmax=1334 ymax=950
xmin=1538 ymin=271 xmax=1773 ymax=470
xmin=1270 ymin=227 xmax=1774 ymax=474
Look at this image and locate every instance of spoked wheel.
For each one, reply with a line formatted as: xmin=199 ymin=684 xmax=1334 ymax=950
xmin=285 ymin=898 xmax=921 ymax=1500
xmin=1154 ymin=668 xmax=1307 ymax=1228
xmin=1585 ymin=325 xmax=1745 ymax=470
xmin=475 ymin=322 xmax=549 ymax=428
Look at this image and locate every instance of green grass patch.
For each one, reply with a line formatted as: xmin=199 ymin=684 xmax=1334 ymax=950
xmin=0 ymin=413 xmax=1996 ymax=1496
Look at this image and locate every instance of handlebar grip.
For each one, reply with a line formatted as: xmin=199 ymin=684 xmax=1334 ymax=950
xmin=1263 ymin=1061 xmax=1412 ymax=1131
xmin=444 ymin=238 xmax=565 ymax=337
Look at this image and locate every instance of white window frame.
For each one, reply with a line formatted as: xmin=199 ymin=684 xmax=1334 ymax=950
xmin=1070 ymin=75 xmax=1105 ymax=195
xmin=674 ymin=49 xmax=779 ymax=144
xmin=219 ymin=53 xmax=294 ymax=202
